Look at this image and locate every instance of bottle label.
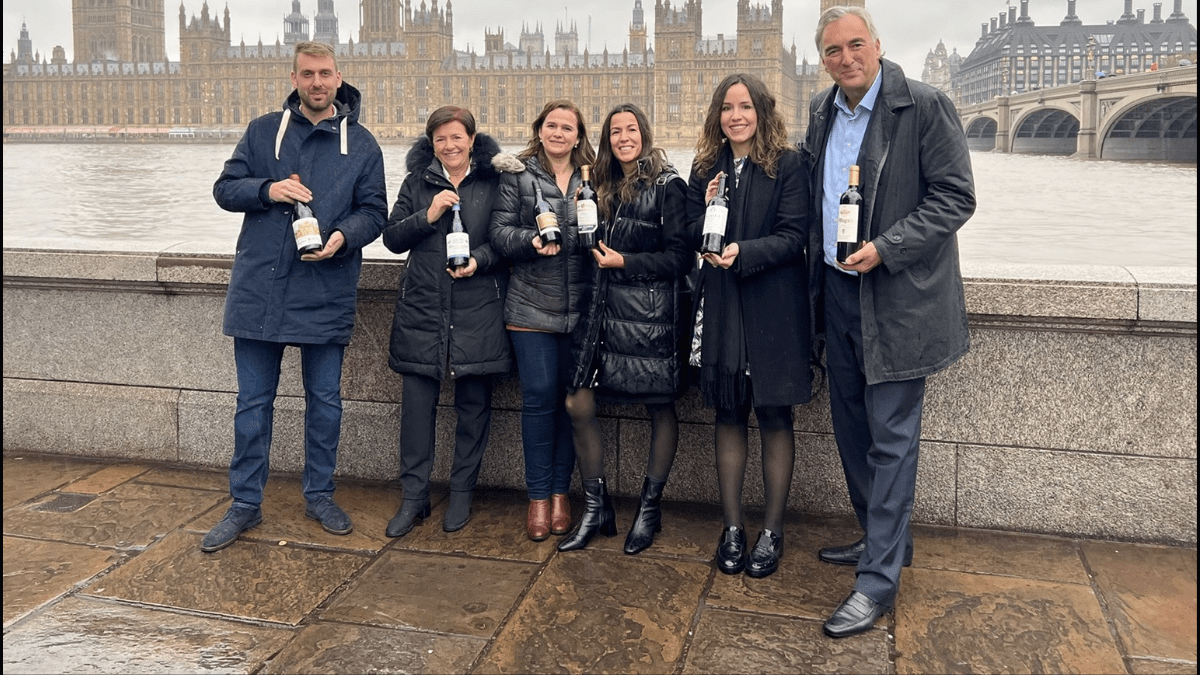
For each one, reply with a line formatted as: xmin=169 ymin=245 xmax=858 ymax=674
xmin=836 ymin=205 xmax=860 ymax=243
xmin=293 ymin=217 xmax=322 ymax=250
xmin=536 ymin=210 xmax=560 ymax=234
xmin=577 ymin=200 xmax=598 ymax=233
xmin=446 ymin=232 xmax=470 ymax=259
xmin=702 ymin=204 xmax=728 ymax=237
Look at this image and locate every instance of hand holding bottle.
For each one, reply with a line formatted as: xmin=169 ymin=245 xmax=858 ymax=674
xmin=301 ymin=230 xmax=345 ymax=262
xmin=837 ymin=241 xmax=882 ymax=273
xmin=702 ymin=242 xmax=740 ymax=269
xmin=532 ymin=235 xmax=560 ymax=257
xmin=448 ymin=256 xmax=478 ymax=279
xmin=271 ymin=173 xmax=313 ymax=204
xmin=427 ymin=189 xmax=459 ymax=224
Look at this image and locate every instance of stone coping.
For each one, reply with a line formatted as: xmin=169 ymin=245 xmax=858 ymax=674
xmin=3 ymin=242 xmax=1196 ymax=324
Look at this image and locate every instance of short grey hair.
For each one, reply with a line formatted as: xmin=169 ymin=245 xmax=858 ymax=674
xmin=815 ymin=6 xmax=881 ymax=55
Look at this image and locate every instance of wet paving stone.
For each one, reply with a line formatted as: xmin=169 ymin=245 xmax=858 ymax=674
xmin=478 ymin=551 xmax=710 ymax=674
xmin=706 ymin=518 xmax=862 ymax=622
xmin=65 ymin=464 xmax=150 ymax=494
xmin=893 ymin=567 xmax=1126 ymax=674
xmin=1129 ymin=657 xmax=1199 ymax=674
xmin=84 ymin=530 xmax=369 ymax=625
xmin=683 ymin=607 xmax=889 ymax=674
xmin=261 ymin=622 xmax=487 ymax=675
xmin=3 ymin=455 xmax=108 ymax=510
xmin=320 ymin=549 xmax=537 ymax=637
xmin=2 ymin=595 xmax=295 ymax=674
xmin=30 ymin=492 xmax=97 ymax=513
xmin=133 ymin=466 xmax=231 ymax=492
xmin=5 ymin=482 xmax=228 ymax=548
xmin=3 ymin=536 xmax=122 ymax=627
xmin=185 ymin=478 xmax=397 ymax=553
xmin=913 ymin=524 xmax=1090 ymax=584
xmin=1082 ymin=541 xmax=1198 ymax=662
xmin=391 ymin=487 xmax=559 ymax=563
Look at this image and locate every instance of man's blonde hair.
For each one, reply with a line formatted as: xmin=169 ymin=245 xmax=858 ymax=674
xmin=292 ymin=41 xmax=338 ymax=73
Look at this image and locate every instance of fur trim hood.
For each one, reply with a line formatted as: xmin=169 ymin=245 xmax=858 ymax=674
xmin=404 ymin=132 xmax=524 ymax=178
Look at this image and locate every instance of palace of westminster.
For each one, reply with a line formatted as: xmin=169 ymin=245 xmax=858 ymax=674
xmin=3 ymin=0 xmax=851 ymax=142
xmin=3 ymin=0 xmax=1193 ymax=142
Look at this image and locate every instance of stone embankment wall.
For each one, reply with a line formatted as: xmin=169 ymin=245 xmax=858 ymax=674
xmin=3 ymin=246 xmax=1196 ymax=545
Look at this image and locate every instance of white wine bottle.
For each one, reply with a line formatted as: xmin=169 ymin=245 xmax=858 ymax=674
xmin=700 ymin=172 xmax=729 ymax=256
xmin=446 ymin=202 xmax=470 ymax=271
xmin=290 ymin=174 xmax=322 ymax=256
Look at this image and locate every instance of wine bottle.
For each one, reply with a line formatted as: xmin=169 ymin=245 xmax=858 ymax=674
xmin=700 ymin=172 xmax=729 ymax=256
xmin=836 ymin=165 xmax=865 ymax=264
xmin=577 ymin=165 xmax=599 ymax=249
xmin=446 ymin=202 xmax=470 ymax=271
xmin=289 ymin=174 xmax=322 ymax=256
xmin=534 ymin=184 xmax=562 ymax=246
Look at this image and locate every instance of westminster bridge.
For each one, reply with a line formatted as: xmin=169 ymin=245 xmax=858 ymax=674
xmin=959 ymin=64 xmax=1197 ymax=161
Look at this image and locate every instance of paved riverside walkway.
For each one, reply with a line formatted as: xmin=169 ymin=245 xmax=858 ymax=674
xmin=3 ymin=452 xmax=1196 ymax=674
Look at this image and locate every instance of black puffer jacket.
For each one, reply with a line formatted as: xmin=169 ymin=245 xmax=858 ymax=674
xmin=488 ymin=159 xmax=588 ymax=334
xmin=382 ymin=133 xmax=516 ymax=380
xmin=569 ymin=166 xmax=693 ymax=396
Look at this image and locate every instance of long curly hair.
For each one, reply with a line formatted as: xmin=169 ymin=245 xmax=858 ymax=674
xmin=692 ymin=73 xmax=790 ymax=179
xmin=592 ymin=103 xmax=668 ymax=221
xmin=517 ymin=99 xmax=597 ymax=174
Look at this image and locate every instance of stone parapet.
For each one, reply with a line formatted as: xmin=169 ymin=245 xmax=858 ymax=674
xmin=3 ymin=244 xmax=1196 ymax=544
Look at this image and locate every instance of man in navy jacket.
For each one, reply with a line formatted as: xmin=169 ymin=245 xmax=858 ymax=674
xmin=205 ymin=41 xmax=387 ymax=552
xmin=802 ymin=7 xmax=976 ymax=636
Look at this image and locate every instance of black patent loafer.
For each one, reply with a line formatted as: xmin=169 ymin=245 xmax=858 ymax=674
xmin=746 ymin=529 xmax=783 ymax=578
xmin=715 ymin=525 xmax=747 ymax=575
xmin=818 ymin=536 xmax=913 ymax=567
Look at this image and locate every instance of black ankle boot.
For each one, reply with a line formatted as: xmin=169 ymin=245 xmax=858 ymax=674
xmin=557 ymin=477 xmax=617 ymax=551
xmin=624 ymin=476 xmax=666 ymax=555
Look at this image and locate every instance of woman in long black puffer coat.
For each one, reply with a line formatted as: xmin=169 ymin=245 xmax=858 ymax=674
xmin=556 ymin=102 xmax=695 ymax=555
xmin=381 ymin=105 xmax=523 ymax=538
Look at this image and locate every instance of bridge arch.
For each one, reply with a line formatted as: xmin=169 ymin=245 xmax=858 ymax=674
xmin=1011 ymin=105 xmax=1079 ymax=155
xmin=964 ymin=116 xmax=997 ymax=152
xmin=1100 ymin=95 xmax=1197 ymax=162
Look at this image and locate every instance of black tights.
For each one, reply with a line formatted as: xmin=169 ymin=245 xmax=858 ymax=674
xmin=714 ymin=404 xmax=795 ymax=534
xmin=565 ymin=388 xmax=678 ymax=482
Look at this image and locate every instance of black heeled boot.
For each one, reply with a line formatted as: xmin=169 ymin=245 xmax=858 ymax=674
xmin=623 ymin=476 xmax=666 ymax=555
xmin=557 ymin=477 xmax=617 ymax=551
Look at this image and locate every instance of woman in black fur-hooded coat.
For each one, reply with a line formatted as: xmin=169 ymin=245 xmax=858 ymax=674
xmin=381 ymin=106 xmax=524 ymax=538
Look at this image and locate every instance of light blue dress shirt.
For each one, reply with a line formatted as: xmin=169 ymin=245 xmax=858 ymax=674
xmin=822 ymin=69 xmax=882 ymax=274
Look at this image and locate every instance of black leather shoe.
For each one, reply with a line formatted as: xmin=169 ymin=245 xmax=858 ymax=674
xmin=305 ymin=495 xmax=353 ymax=535
xmin=818 ymin=537 xmax=913 ymax=567
xmin=823 ymin=591 xmax=892 ymax=638
xmin=386 ymin=500 xmax=431 ymax=538
xmin=746 ymin=529 xmax=783 ymax=578
xmin=715 ymin=525 xmax=747 ymax=575
xmin=443 ymin=491 xmax=472 ymax=532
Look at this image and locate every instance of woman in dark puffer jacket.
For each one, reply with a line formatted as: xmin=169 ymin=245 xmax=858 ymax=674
xmin=556 ymin=103 xmax=694 ymax=554
xmin=381 ymin=106 xmax=522 ymax=538
xmin=489 ymin=100 xmax=597 ymax=542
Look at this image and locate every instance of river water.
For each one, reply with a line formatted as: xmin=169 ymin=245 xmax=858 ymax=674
xmin=2 ymin=142 xmax=1195 ymax=267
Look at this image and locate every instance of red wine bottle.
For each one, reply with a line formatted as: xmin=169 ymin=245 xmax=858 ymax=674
xmin=289 ymin=173 xmax=322 ymax=256
xmin=446 ymin=202 xmax=469 ymax=271
xmin=577 ymin=165 xmax=599 ymax=249
xmin=534 ymin=184 xmax=562 ymax=246
xmin=836 ymin=165 xmax=865 ymax=264
xmin=700 ymin=172 xmax=728 ymax=256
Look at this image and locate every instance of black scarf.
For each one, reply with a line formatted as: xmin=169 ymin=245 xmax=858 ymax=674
xmin=697 ymin=147 xmax=756 ymax=410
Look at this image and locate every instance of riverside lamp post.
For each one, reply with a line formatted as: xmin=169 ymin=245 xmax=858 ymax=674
xmin=1086 ymin=36 xmax=1097 ymax=80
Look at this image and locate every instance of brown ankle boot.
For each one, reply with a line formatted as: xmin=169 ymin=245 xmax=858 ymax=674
xmin=527 ymin=499 xmax=551 ymax=541
xmin=550 ymin=493 xmax=571 ymax=535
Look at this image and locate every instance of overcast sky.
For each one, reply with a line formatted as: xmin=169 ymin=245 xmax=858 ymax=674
xmin=3 ymin=0 xmax=1164 ymax=76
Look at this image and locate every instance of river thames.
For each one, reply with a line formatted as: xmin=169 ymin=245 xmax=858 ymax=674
xmin=2 ymin=141 xmax=1195 ymax=267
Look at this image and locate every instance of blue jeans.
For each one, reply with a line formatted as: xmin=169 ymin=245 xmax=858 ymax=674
xmin=230 ymin=337 xmax=345 ymax=507
xmin=509 ymin=330 xmax=576 ymax=499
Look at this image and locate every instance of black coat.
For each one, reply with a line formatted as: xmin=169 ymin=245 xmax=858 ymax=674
xmin=686 ymin=146 xmax=813 ymax=408
xmin=489 ymin=159 xmax=589 ymax=334
xmin=382 ymin=133 xmax=514 ymax=380
xmin=569 ymin=166 xmax=693 ymax=397
xmin=802 ymin=59 xmax=975 ymax=384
